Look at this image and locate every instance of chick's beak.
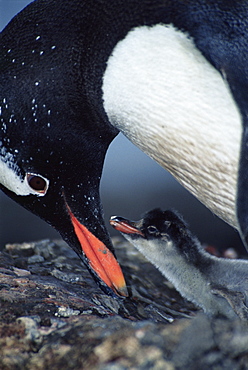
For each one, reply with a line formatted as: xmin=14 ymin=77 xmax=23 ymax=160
xmin=67 ymin=205 xmax=128 ymax=297
xmin=110 ymin=216 xmax=144 ymax=236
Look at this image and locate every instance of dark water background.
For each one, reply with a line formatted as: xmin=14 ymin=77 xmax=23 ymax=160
xmin=0 ymin=0 xmax=244 ymax=254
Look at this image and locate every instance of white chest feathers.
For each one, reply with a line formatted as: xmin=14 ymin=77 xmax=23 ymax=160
xmin=103 ymin=24 xmax=242 ymax=228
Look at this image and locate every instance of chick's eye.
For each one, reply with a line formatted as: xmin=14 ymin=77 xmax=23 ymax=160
xmin=26 ymin=173 xmax=48 ymax=193
xmin=147 ymin=225 xmax=158 ymax=234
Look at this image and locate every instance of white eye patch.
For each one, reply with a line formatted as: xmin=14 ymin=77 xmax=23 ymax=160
xmin=0 ymin=146 xmax=49 ymax=196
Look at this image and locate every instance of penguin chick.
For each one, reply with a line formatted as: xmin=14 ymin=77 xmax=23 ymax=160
xmin=110 ymin=209 xmax=248 ymax=320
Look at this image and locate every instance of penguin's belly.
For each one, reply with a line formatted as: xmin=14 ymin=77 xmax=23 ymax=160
xmin=103 ymin=24 xmax=242 ymax=228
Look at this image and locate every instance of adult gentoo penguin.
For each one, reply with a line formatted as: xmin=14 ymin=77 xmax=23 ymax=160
xmin=0 ymin=0 xmax=248 ymax=294
xmin=110 ymin=209 xmax=248 ymax=319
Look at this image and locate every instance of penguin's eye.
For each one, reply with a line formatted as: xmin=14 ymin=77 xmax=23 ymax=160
xmin=147 ymin=225 xmax=158 ymax=234
xmin=26 ymin=173 xmax=49 ymax=194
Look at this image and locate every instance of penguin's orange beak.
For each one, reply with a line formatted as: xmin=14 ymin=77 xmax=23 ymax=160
xmin=67 ymin=205 xmax=128 ymax=297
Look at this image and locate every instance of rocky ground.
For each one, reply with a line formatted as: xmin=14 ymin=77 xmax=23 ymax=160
xmin=0 ymin=237 xmax=248 ymax=369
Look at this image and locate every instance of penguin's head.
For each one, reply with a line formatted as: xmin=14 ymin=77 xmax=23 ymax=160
xmin=110 ymin=208 xmax=201 ymax=263
xmin=0 ymin=104 xmax=127 ymax=296
xmin=0 ymin=39 xmax=127 ymax=297
xmin=110 ymin=209 xmax=183 ymax=265
xmin=0 ymin=3 xmax=128 ymax=297
xmin=0 ymin=98 xmax=127 ymax=296
xmin=110 ymin=208 xmax=187 ymax=241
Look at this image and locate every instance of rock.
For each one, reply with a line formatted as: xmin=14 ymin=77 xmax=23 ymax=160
xmin=0 ymin=238 xmax=248 ymax=369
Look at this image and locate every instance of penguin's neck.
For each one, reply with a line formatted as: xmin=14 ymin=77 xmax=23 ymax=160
xmin=102 ymin=24 xmax=242 ymax=228
xmin=135 ymin=237 xmax=216 ymax=311
xmin=139 ymin=234 xmax=248 ymax=318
